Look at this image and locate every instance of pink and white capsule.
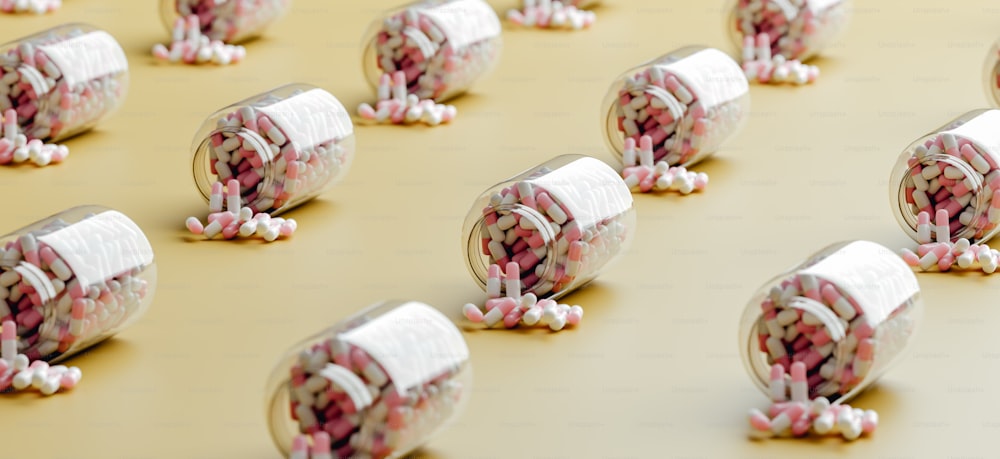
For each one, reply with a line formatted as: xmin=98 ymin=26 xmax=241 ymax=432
xmin=789 ymin=361 xmax=808 ymax=403
xmin=311 ymin=432 xmax=334 ymax=459
xmin=935 ymin=209 xmax=950 ymax=243
xmin=505 ymin=262 xmax=521 ymax=300
xmin=1 ymin=320 xmax=15 ymax=363
xmin=622 ymin=137 xmax=637 ymax=167
xmin=289 ymin=434 xmax=309 ymax=459
xmin=916 ymin=211 xmax=931 ymax=244
xmin=769 ymin=363 xmax=786 ymax=402
xmin=486 ymin=264 xmax=502 ymax=298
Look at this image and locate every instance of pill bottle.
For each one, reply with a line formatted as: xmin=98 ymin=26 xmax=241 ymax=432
xmin=888 ymin=109 xmax=1000 ymax=244
xmin=462 ymin=155 xmax=635 ymax=300
xmin=725 ymin=0 xmax=850 ymax=62
xmin=984 ymin=39 xmax=1000 ymax=108
xmin=266 ymin=300 xmax=471 ymax=459
xmin=738 ymin=240 xmax=922 ymax=403
xmin=0 ymin=205 xmax=156 ymax=363
xmin=159 ymin=0 xmax=291 ymax=44
xmin=361 ymin=0 xmax=503 ymax=102
xmin=601 ymin=46 xmax=749 ymax=168
xmin=0 ymin=23 xmax=128 ymax=142
xmin=191 ymin=83 xmax=356 ymax=216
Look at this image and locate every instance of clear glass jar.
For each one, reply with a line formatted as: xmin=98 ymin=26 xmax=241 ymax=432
xmin=191 ymin=83 xmax=356 ymax=216
xmin=738 ymin=241 xmax=921 ymax=403
xmin=461 ymin=155 xmax=635 ymax=300
xmin=601 ymin=46 xmax=749 ymax=168
xmin=266 ymin=300 xmax=471 ymax=459
xmin=361 ymin=0 xmax=503 ymax=102
xmin=0 ymin=23 xmax=129 ymax=142
xmin=984 ymin=38 xmax=1000 ymax=108
xmin=0 ymin=205 xmax=156 ymax=363
xmin=159 ymin=0 xmax=291 ymax=43
xmin=726 ymin=0 xmax=850 ymax=62
xmin=888 ymin=109 xmax=1000 ymax=244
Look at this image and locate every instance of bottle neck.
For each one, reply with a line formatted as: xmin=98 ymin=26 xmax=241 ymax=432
xmin=194 ymin=126 xmax=276 ymax=213
xmin=467 ymin=203 xmax=559 ymax=298
xmin=896 ymin=152 xmax=986 ymax=242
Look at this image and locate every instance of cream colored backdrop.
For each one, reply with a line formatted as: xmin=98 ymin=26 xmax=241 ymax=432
xmin=0 ymin=1 xmax=997 ymax=458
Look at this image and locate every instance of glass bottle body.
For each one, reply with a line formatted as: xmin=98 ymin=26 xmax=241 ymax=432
xmin=266 ymin=300 xmax=472 ymax=459
xmin=462 ymin=155 xmax=635 ymax=300
xmin=738 ymin=241 xmax=922 ymax=403
xmin=191 ymin=83 xmax=356 ymax=216
xmin=0 ymin=205 xmax=156 ymax=363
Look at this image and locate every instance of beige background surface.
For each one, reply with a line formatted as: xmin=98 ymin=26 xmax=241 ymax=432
xmin=0 ymin=1 xmax=998 ymax=458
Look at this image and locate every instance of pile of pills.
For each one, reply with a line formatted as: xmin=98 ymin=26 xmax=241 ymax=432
xmin=506 ymin=0 xmax=596 ymax=31
xmin=899 ymin=209 xmax=1000 ymax=273
xmin=185 ymin=179 xmax=297 ymax=242
xmin=368 ymin=0 xmax=501 ymax=101
xmin=476 ymin=174 xmax=630 ymax=298
xmin=0 ymin=215 xmax=152 ymax=362
xmin=0 ymin=26 xmax=128 ymax=142
xmin=286 ymin=336 xmax=464 ymax=458
xmin=201 ymin=92 xmax=352 ymax=215
xmin=463 ymin=263 xmax=584 ymax=331
xmin=731 ymin=0 xmax=847 ymax=62
xmin=152 ymin=15 xmax=247 ymax=65
xmin=740 ymin=33 xmax=818 ymax=85
xmin=752 ymin=272 xmax=902 ymax=399
xmin=0 ymin=0 xmax=60 ymax=14
xmin=357 ymin=72 xmax=457 ymax=126
xmin=898 ymin=133 xmax=1000 ymax=242
xmin=0 ymin=109 xmax=68 ymax=166
xmin=610 ymin=56 xmax=745 ymax=167
xmin=170 ymin=0 xmax=290 ymax=43
xmin=1 ymin=321 xmax=81 ymax=395
xmin=621 ymin=136 xmax=708 ymax=194
xmin=748 ymin=362 xmax=878 ymax=440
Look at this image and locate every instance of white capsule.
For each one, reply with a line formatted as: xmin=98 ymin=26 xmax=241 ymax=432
xmin=483 ymin=306 xmax=505 ymax=328
xmin=548 ymin=311 xmax=567 ymax=331
xmin=362 ymin=362 xmax=388 ymax=387
xmin=12 ymin=369 xmax=33 ymax=390
xmin=521 ymin=306 xmax=542 ymax=326
xmin=812 ymin=409 xmax=835 ymax=434
xmin=40 ymin=375 xmax=61 ymax=395
xmin=519 ymin=293 xmax=537 ymax=311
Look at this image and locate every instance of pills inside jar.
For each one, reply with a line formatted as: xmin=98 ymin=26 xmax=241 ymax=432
xmin=889 ymin=109 xmax=1000 ymax=244
xmin=462 ymin=155 xmax=635 ymax=300
xmin=0 ymin=24 xmax=129 ymax=143
xmin=0 ymin=206 xmax=156 ymax=364
xmin=361 ymin=0 xmax=503 ymax=102
xmin=159 ymin=0 xmax=291 ymax=43
xmin=191 ymin=84 xmax=356 ymax=216
xmin=266 ymin=300 xmax=471 ymax=459
xmin=739 ymin=241 xmax=921 ymax=403
xmin=727 ymin=0 xmax=850 ymax=62
xmin=601 ymin=46 xmax=749 ymax=169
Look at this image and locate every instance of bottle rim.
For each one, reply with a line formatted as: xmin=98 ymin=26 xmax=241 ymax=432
xmin=463 ymin=203 xmax=560 ymax=298
xmin=263 ymin=300 xmax=394 ymax=456
xmin=892 ymin=146 xmax=988 ymax=243
xmin=192 ymin=126 xmax=276 ymax=213
xmin=602 ymin=79 xmax=695 ymax=164
xmin=741 ymin=292 xmax=856 ymax=404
